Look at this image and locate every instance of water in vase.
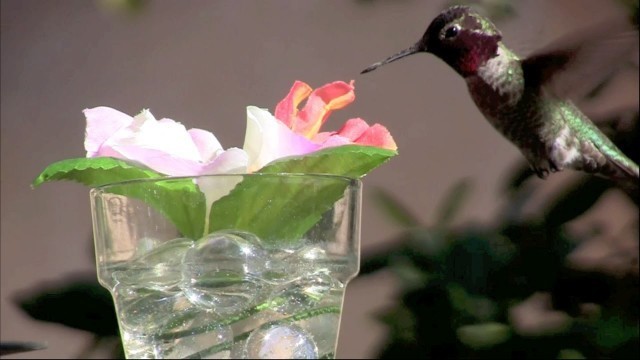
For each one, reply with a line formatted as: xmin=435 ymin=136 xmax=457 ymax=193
xmin=102 ymin=230 xmax=356 ymax=359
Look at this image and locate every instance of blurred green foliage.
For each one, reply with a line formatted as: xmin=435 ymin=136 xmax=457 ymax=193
xmin=97 ymin=0 xmax=148 ymax=16
xmin=362 ymin=156 xmax=638 ymax=358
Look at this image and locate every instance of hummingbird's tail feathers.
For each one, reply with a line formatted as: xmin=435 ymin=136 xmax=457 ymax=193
xmin=607 ymin=156 xmax=640 ymax=183
xmin=589 ymin=143 xmax=639 ymax=186
xmin=592 ymin=153 xmax=640 ymax=199
xmin=614 ymin=158 xmax=639 ymax=179
xmin=582 ymin=157 xmax=639 ymax=202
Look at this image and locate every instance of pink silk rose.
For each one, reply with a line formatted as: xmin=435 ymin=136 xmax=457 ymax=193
xmin=243 ymin=80 xmax=397 ymax=171
xmin=276 ymin=80 xmax=397 ymax=150
xmin=84 ymin=107 xmax=248 ymax=176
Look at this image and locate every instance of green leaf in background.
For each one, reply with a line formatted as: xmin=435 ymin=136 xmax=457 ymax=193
xmin=207 ymin=145 xmax=397 ymax=243
xmin=32 ymin=157 xmax=162 ymax=188
xmin=372 ymin=187 xmax=422 ymax=228
xmin=99 ymin=0 xmax=149 ymax=15
xmin=504 ymin=161 xmax=536 ymax=193
xmin=594 ymin=313 xmax=640 ymax=350
xmin=434 ymin=178 xmax=472 ymax=228
xmin=557 ymin=349 xmax=586 ymax=359
xmin=544 ymin=176 xmax=611 ymax=228
xmin=456 ymin=322 xmax=511 ymax=350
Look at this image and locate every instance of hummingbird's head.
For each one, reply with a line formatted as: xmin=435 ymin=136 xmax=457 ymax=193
xmin=361 ymin=6 xmax=503 ymax=77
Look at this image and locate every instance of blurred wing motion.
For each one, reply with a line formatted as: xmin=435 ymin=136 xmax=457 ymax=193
xmin=522 ymin=17 xmax=639 ymax=102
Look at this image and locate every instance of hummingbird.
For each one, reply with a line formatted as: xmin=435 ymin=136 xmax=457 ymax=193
xmin=361 ymin=5 xmax=639 ymax=184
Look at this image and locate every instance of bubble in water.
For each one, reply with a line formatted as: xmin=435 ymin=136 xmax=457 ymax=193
xmin=294 ymin=245 xmax=357 ymax=283
xmin=113 ymin=237 xmax=194 ymax=290
xmin=293 ymin=245 xmax=330 ymax=276
xmin=262 ymin=248 xmax=299 ymax=285
xmin=121 ymin=330 xmax=155 ymax=359
xmin=271 ymin=272 xmax=337 ymax=315
xmin=135 ymin=237 xmax=160 ymax=256
xmin=181 ymin=230 xmax=267 ymax=313
xmin=115 ymin=283 xmax=234 ymax=359
xmin=298 ymin=246 xmax=326 ymax=261
xmin=151 ymin=310 xmax=233 ymax=359
xmin=137 ymin=237 xmax=194 ymax=264
xmin=115 ymin=286 xmax=195 ymax=333
xmin=262 ymin=244 xmax=334 ymax=286
xmin=243 ymin=324 xmax=318 ymax=359
xmin=297 ymin=313 xmax=341 ymax=357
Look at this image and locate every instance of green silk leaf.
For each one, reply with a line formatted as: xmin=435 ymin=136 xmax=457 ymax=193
xmin=207 ymin=145 xmax=397 ymax=243
xmin=33 ymin=146 xmax=397 ymax=243
xmin=106 ymin=178 xmax=206 ymax=239
xmin=32 ymin=158 xmax=206 ymax=239
xmin=32 ymin=157 xmax=162 ymax=188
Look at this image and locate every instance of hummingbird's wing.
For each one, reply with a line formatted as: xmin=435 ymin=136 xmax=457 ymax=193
xmin=521 ymin=18 xmax=638 ymax=102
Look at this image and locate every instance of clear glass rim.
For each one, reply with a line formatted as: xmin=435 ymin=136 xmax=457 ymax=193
xmin=90 ymin=172 xmax=361 ymax=192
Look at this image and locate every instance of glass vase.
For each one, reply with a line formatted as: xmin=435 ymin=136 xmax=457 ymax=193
xmin=90 ymin=173 xmax=361 ymax=359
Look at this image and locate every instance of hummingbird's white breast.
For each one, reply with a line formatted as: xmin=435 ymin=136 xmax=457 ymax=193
xmin=473 ymin=43 xmax=524 ymax=106
xmin=464 ymin=43 xmax=525 ymax=135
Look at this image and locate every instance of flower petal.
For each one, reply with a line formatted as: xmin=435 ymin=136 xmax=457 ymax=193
xmin=296 ymin=80 xmax=355 ymax=138
xmin=244 ymin=106 xmax=320 ymax=172
xmin=312 ymin=131 xmax=333 ymax=144
xmin=84 ymin=106 xmax=133 ymax=157
xmin=274 ymin=81 xmax=313 ymax=129
xmin=131 ymin=111 xmax=202 ymax=161
xmin=96 ymin=109 xmax=212 ymax=175
xmin=104 ymin=144 xmax=206 ymax=176
xmin=103 ymin=109 xmax=204 ymax=164
xmin=195 ymin=148 xmax=249 ymax=235
xmin=314 ymin=118 xmax=397 ymax=151
xmin=189 ymin=128 xmax=224 ymax=163
xmin=198 ymin=147 xmax=248 ymax=175
xmin=334 ymin=117 xmax=370 ymax=142
xmin=354 ymin=123 xmax=398 ymax=151
xmin=318 ymin=135 xmax=352 ymax=149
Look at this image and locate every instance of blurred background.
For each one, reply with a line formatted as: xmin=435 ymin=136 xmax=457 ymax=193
xmin=1 ymin=0 xmax=637 ymax=358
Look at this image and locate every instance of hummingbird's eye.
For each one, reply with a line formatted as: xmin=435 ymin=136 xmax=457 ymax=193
xmin=443 ymin=25 xmax=460 ymax=39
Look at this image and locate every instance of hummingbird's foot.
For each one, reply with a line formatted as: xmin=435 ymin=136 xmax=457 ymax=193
xmin=531 ymin=158 xmax=562 ymax=179
xmin=529 ymin=163 xmax=549 ymax=178
xmin=534 ymin=168 xmax=550 ymax=179
xmin=532 ymin=166 xmax=558 ymax=179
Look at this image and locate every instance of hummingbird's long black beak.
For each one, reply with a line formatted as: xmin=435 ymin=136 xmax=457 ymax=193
xmin=360 ymin=44 xmax=423 ymax=74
